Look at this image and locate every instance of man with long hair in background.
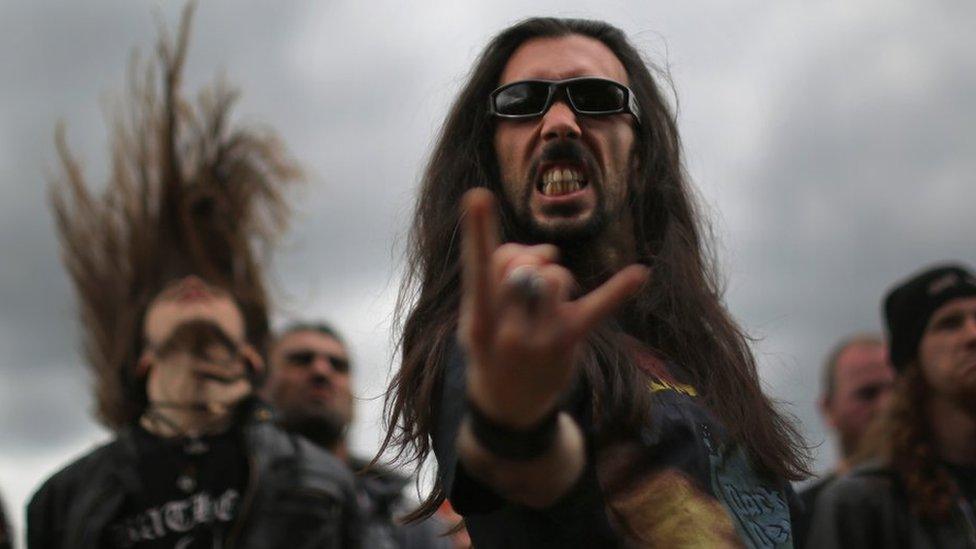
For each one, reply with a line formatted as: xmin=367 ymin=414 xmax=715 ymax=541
xmin=383 ymin=17 xmax=807 ymax=547
xmin=27 ymin=6 xmax=360 ymax=548
xmin=809 ymin=263 xmax=976 ymax=548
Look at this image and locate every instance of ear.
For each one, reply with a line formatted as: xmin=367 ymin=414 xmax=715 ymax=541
xmin=136 ymin=351 xmax=154 ymax=378
xmin=240 ymin=345 xmax=265 ymax=377
xmin=819 ymin=396 xmax=838 ymax=429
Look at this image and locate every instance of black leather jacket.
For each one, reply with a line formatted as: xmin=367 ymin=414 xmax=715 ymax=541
xmin=27 ymin=399 xmax=361 ymax=549
xmin=806 ymin=461 xmax=976 ymax=549
xmin=350 ymin=458 xmax=452 ymax=549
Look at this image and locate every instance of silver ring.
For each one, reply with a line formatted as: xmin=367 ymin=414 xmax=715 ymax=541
xmin=506 ymin=265 xmax=546 ymax=308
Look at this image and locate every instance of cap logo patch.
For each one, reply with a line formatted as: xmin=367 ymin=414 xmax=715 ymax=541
xmin=928 ymin=273 xmax=960 ymax=295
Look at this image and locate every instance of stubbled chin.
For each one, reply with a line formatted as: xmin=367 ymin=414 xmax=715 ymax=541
xmin=533 ymin=211 xmax=592 ymax=231
xmin=525 ymin=212 xmax=604 ymax=244
xmin=531 ymin=196 xmax=596 ymax=230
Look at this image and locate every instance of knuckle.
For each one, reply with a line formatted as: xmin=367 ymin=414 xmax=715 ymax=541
xmin=495 ymin=243 xmax=525 ymax=261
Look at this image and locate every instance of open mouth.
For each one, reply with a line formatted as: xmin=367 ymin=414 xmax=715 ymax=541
xmin=537 ymin=164 xmax=589 ymax=197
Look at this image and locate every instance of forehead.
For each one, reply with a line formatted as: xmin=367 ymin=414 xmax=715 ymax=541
xmin=836 ymin=341 xmax=886 ymax=366
xmin=835 ymin=342 xmax=890 ymax=386
xmin=275 ymin=330 xmax=347 ymax=356
xmin=499 ymin=34 xmax=629 ymax=86
xmin=927 ymin=296 xmax=976 ymax=327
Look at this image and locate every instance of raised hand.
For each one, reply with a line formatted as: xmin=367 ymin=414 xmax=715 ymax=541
xmin=459 ymin=188 xmax=648 ymax=428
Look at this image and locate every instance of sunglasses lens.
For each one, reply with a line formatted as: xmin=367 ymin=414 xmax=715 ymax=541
xmin=330 ymin=357 xmax=350 ymax=373
xmin=285 ymin=350 xmax=350 ymax=373
xmin=287 ymin=351 xmax=315 ymax=366
xmin=568 ymin=80 xmax=626 ymax=113
xmin=494 ymin=81 xmax=551 ymax=116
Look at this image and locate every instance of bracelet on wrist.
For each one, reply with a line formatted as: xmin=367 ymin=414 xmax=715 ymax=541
xmin=466 ymin=399 xmax=559 ymax=461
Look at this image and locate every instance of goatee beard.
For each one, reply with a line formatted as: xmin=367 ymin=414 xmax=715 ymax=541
xmin=516 ymin=206 xmax=608 ymax=246
xmin=514 ymin=139 xmax=608 ymax=244
xmin=280 ymin=414 xmax=347 ymax=451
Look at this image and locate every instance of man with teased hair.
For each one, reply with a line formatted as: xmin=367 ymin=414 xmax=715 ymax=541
xmin=809 ymin=263 xmax=976 ymax=548
xmin=27 ymin=6 xmax=360 ymax=548
xmin=384 ymin=17 xmax=807 ymax=547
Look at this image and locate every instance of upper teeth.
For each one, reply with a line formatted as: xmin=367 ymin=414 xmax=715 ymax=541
xmin=541 ymin=167 xmax=585 ymax=196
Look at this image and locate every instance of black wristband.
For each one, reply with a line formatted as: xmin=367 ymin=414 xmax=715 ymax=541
xmin=466 ymin=400 xmax=560 ymax=461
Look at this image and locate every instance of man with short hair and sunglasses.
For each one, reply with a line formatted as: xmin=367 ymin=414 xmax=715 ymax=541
xmin=267 ymin=322 xmax=454 ymax=548
xmin=384 ymin=17 xmax=806 ymax=548
xmin=267 ymin=323 xmax=354 ymax=461
xmin=27 ymin=9 xmax=360 ymax=548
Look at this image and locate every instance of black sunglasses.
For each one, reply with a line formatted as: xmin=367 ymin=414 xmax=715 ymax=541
xmin=285 ymin=350 xmax=350 ymax=373
xmin=488 ymin=77 xmax=641 ymax=121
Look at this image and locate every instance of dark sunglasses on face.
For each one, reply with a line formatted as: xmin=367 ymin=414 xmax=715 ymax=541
xmin=488 ymin=77 xmax=641 ymax=121
xmin=285 ymin=350 xmax=350 ymax=373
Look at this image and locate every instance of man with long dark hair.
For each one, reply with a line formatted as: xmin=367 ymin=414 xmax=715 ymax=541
xmin=27 ymin=6 xmax=360 ymax=548
xmin=808 ymin=263 xmax=976 ymax=548
xmin=384 ymin=18 xmax=807 ymax=547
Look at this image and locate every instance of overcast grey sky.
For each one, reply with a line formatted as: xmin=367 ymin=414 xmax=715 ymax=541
xmin=1 ymin=1 xmax=974 ymax=544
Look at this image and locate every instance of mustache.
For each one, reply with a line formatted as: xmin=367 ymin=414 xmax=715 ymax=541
xmin=526 ymin=140 xmax=599 ymax=189
xmin=540 ymin=139 xmax=587 ymax=164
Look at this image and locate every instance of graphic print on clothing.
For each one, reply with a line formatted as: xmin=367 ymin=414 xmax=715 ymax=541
xmin=106 ymin=425 xmax=247 ymax=548
xmin=108 ymin=489 xmax=240 ymax=548
xmin=598 ymin=340 xmax=794 ymax=548
xmin=704 ymin=431 xmax=792 ymax=548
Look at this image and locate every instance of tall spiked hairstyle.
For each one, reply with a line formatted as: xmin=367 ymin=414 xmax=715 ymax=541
xmin=50 ymin=3 xmax=301 ymax=430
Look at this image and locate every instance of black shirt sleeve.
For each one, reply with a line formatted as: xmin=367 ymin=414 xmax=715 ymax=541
xmin=431 ymin=342 xmax=505 ymax=514
xmin=430 ymin=341 xmax=622 ymax=547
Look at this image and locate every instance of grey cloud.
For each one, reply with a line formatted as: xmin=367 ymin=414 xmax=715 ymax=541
xmin=2 ymin=2 xmax=974 ymax=536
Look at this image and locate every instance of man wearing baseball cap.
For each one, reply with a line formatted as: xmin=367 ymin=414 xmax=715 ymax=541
xmin=808 ymin=263 xmax=976 ymax=548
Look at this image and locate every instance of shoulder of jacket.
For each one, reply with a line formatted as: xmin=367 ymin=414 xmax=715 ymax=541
xmin=247 ymin=419 xmax=356 ymax=486
xmin=29 ymin=436 xmax=126 ymax=508
xmin=845 ymin=459 xmax=900 ymax=483
xmin=818 ymin=460 xmax=901 ymax=509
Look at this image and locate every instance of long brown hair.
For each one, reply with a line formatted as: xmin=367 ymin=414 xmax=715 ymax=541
xmin=855 ymin=363 xmax=958 ymax=521
xmin=50 ymin=2 xmax=301 ymax=430
xmin=382 ymin=17 xmax=808 ymax=518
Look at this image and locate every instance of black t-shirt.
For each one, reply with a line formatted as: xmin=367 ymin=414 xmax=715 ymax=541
xmin=104 ymin=424 xmax=248 ymax=548
xmin=432 ymin=340 xmax=795 ymax=548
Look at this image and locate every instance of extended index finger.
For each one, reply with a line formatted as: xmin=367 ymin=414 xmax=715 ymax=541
xmin=460 ymin=188 xmax=501 ymax=334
